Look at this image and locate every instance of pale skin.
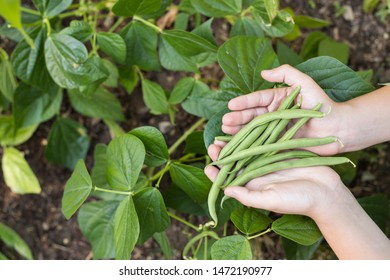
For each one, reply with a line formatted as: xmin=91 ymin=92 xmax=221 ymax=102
xmin=205 ymin=64 xmax=390 ymax=260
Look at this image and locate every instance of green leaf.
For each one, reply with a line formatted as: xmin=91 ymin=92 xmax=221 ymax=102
xmin=112 ymin=0 xmax=161 ymax=17
xmin=78 ymin=200 xmax=120 ymax=259
xmin=182 ymin=89 xmax=238 ymax=119
xmin=128 ymin=126 xmax=169 ymax=167
xmin=191 ymin=0 xmax=242 ymax=17
xmin=169 ymin=163 xmax=211 ymax=204
xmin=11 ymin=27 xmax=56 ymax=92
xmin=169 ymin=77 xmax=196 ymax=104
xmin=299 ymin=31 xmax=329 ymax=60
xmin=272 ymin=215 xmax=322 ymax=246
xmin=230 ymin=207 xmax=272 ymax=235
xmin=2 ymin=147 xmax=41 ymax=194
xmin=357 ymin=70 xmax=374 ymax=84
xmin=159 ymin=30 xmax=217 ymax=72
xmin=0 ymin=48 xmax=17 ymax=102
xmin=218 ymin=36 xmax=279 ymax=94
xmin=13 ymin=83 xmax=62 ymax=129
xmin=358 ymin=194 xmax=389 ymax=232
xmin=0 ymin=223 xmax=33 ymax=260
xmin=184 ymin=131 xmax=207 ymax=155
xmin=282 ymin=237 xmax=323 ymax=260
xmin=45 ymin=117 xmax=90 ymax=170
xmin=0 ymin=251 xmax=8 ymax=260
xmin=203 ymin=108 xmax=230 ymax=148
xmin=68 ymin=87 xmax=124 ymax=121
xmin=119 ymin=65 xmax=139 ymax=95
xmin=102 ymin=59 xmax=119 ymax=88
xmin=44 ymin=34 xmax=108 ymax=89
xmin=114 ymin=196 xmax=140 ymax=260
xmin=211 ymin=235 xmax=252 ymax=260
xmin=296 ymin=56 xmax=375 ymax=102
xmin=142 ymin=0 xmax=172 ymax=19
xmin=133 ymin=187 xmax=170 ymax=244
xmin=161 ymin=29 xmax=217 ymax=57
xmin=252 ymin=3 xmax=295 ymax=37
xmin=276 ymin=41 xmax=303 ymax=67
xmin=0 ymin=0 xmax=23 ymax=29
xmin=318 ymin=38 xmax=350 ymax=64
xmin=61 ymin=160 xmax=92 ymax=219
xmin=0 ymin=115 xmax=37 ymax=146
xmin=60 ymin=20 xmax=93 ymax=42
xmin=141 ymin=79 xmax=169 ymax=115
xmin=91 ymin=144 xmax=108 ymax=188
xmin=229 ymin=17 xmax=264 ymax=37
xmin=32 ymin=0 xmax=72 ymax=17
xmin=153 ymin=232 xmax=172 ymax=259
xmin=104 ymin=119 xmax=126 ymax=138
xmin=120 ymin=21 xmax=160 ymax=71
xmin=192 ymin=18 xmax=217 ymax=46
xmin=163 ymin=184 xmax=207 ymax=216
xmin=363 ymin=0 xmax=380 ymax=12
xmin=293 ymin=15 xmax=330 ymax=28
xmin=174 ymin=13 xmax=189 ymax=30
xmin=97 ymin=32 xmax=126 ymax=64
xmin=106 ymin=134 xmax=145 ymax=191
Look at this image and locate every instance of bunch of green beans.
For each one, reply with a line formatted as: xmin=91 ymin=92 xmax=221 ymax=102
xmin=207 ymin=87 xmax=354 ymax=226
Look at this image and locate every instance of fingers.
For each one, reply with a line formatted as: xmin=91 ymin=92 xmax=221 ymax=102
xmin=228 ymin=87 xmax=290 ymax=112
xmin=224 ymin=186 xmax=281 ymax=211
xmin=222 ymin=107 xmax=268 ymax=127
xmin=204 ymin=165 xmax=219 ymax=182
xmin=207 ymin=143 xmax=222 ymax=161
xmin=261 ymin=64 xmax=313 ymax=86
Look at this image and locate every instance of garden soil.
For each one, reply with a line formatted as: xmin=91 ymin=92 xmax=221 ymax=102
xmin=1 ymin=0 xmax=389 ymax=260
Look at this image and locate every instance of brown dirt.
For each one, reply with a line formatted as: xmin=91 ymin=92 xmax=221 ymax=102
xmin=1 ymin=0 xmax=389 ymax=260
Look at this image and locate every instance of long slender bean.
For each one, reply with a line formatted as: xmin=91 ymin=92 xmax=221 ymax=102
xmin=211 ymin=136 xmax=337 ymax=166
xmin=217 ymin=109 xmax=325 ymax=160
xmin=228 ymin=156 xmax=353 ymax=187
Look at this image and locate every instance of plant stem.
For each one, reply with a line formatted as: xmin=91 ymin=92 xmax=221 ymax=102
xmin=155 ymin=161 xmax=171 ymax=188
xmin=108 ymin=17 xmax=125 ymax=33
xmin=247 ymin=228 xmax=272 ymax=240
xmin=168 ymin=212 xmax=200 ymax=232
xmin=94 ymin=186 xmax=132 ymax=196
xmin=18 ymin=27 xmax=36 ymax=49
xmin=168 ymin=118 xmax=205 ymax=155
xmin=42 ymin=18 xmax=51 ymax=36
xmin=133 ymin=15 xmax=163 ymax=33
xmin=20 ymin=7 xmax=41 ymax=16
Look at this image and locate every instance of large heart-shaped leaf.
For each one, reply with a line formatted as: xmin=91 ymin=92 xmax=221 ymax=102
xmin=169 ymin=163 xmax=211 ymax=203
xmin=230 ymin=207 xmax=272 ymax=235
xmin=133 ymin=187 xmax=170 ymax=244
xmin=96 ymin=32 xmax=126 ymax=64
xmin=61 ymin=159 xmax=93 ymax=219
xmin=11 ymin=27 xmax=55 ymax=92
xmin=296 ymin=56 xmax=375 ymax=102
xmin=211 ymin=235 xmax=252 ymax=260
xmin=218 ymin=36 xmax=279 ymax=93
xmin=128 ymin=126 xmax=169 ymax=167
xmin=114 ymin=196 xmax=140 ymax=260
xmin=45 ymin=117 xmax=90 ymax=170
xmin=13 ymin=83 xmax=62 ymax=129
xmin=68 ymin=87 xmax=124 ymax=121
xmin=272 ymin=215 xmax=322 ymax=246
xmin=120 ymin=21 xmax=160 ymax=71
xmin=141 ymin=79 xmax=169 ymax=115
xmin=2 ymin=147 xmax=41 ymax=194
xmin=44 ymin=34 xmax=108 ymax=89
xmin=78 ymin=200 xmax=120 ymax=259
xmin=106 ymin=134 xmax=145 ymax=191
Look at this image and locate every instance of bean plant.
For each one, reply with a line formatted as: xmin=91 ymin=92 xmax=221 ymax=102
xmin=0 ymin=0 xmax=388 ymax=260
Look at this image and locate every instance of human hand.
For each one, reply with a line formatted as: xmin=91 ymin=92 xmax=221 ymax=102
xmin=212 ymin=64 xmax=348 ymax=157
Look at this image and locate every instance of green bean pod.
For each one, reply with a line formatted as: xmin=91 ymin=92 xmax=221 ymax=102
xmin=217 ymin=109 xmax=325 ymax=160
xmin=211 ymin=136 xmax=337 ymax=166
xmin=215 ymin=135 xmax=233 ymax=142
xmin=228 ymin=156 xmax=354 ymax=187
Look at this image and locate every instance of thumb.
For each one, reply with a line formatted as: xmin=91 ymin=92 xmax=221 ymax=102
xmin=261 ymin=64 xmax=312 ymax=87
